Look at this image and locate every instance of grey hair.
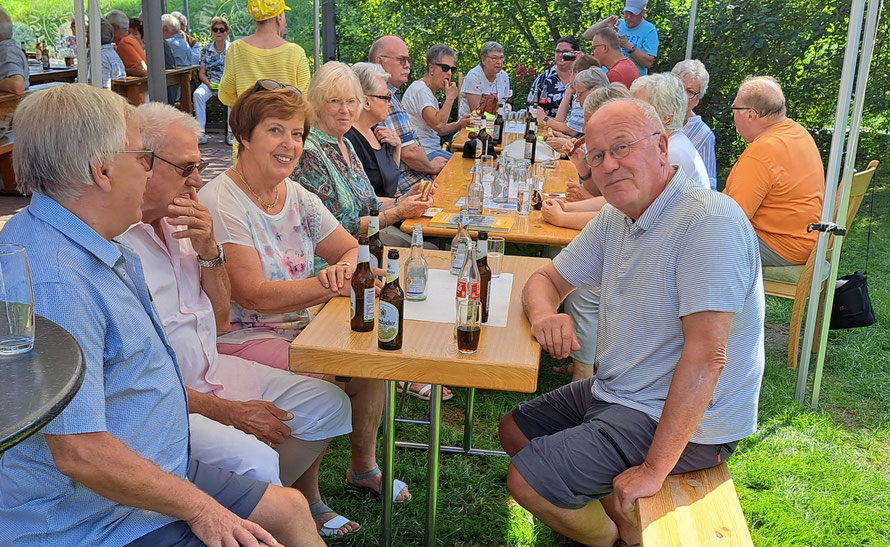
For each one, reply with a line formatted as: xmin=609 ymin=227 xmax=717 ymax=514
xmin=738 ymin=75 xmax=786 ymax=118
xmin=161 ymin=14 xmax=181 ymax=32
xmin=351 ymin=62 xmax=390 ymax=95
xmin=105 ymin=10 xmax=129 ymax=32
xmin=671 ymin=59 xmax=709 ymax=97
xmin=170 ymin=11 xmax=187 ymax=27
xmin=307 ymin=61 xmax=364 ymax=123
xmin=630 ymin=73 xmax=687 ymax=132
xmin=573 ymin=67 xmax=610 ymax=94
xmin=426 ymin=44 xmax=456 ymax=67
xmin=13 ymin=84 xmax=133 ymax=201
xmin=480 ymin=41 xmax=504 ymax=60
xmin=583 ymin=82 xmax=632 ymax=118
xmin=0 ymin=8 xmax=12 ymax=41
xmin=137 ymin=102 xmax=202 ymax=152
xmin=590 ymin=97 xmax=665 ymax=134
xmin=100 ymin=18 xmax=114 ymax=45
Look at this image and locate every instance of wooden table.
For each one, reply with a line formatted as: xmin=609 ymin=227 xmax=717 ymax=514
xmin=28 ymin=65 xmax=78 ymax=85
xmin=112 ymin=66 xmax=200 ymax=112
xmin=452 ymin=125 xmax=525 ymax=152
xmin=290 ymin=250 xmax=546 ymax=547
xmin=401 ymin=154 xmax=582 ymax=247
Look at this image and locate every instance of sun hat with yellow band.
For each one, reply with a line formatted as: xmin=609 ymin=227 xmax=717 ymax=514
xmin=247 ymin=0 xmax=291 ymax=21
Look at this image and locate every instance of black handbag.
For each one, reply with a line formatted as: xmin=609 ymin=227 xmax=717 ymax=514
xmin=830 ymin=271 xmax=876 ymax=329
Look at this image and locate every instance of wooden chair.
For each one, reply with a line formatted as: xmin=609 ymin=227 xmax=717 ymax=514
xmin=637 ymin=463 xmax=753 ymax=546
xmin=762 ymin=160 xmax=879 ymax=368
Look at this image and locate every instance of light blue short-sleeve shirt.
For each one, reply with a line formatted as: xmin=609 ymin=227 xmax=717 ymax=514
xmin=618 ymin=19 xmax=659 ymax=76
xmin=0 ymin=194 xmax=190 ymax=546
xmin=552 ymin=169 xmax=765 ymax=444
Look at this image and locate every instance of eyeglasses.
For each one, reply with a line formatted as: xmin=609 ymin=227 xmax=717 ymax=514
xmin=556 ymin=49 xmax=574 ymax=55
xmin=485 ymin=55 xmax=505 ymax=62
xmin=119 ymin=149 xmax=155 ymax=170
xmin=253 ymin=79 xmax=302 ymax=95
xmin=367 ymin=93 xmax=393 ymax=102
xmin=686 ymin=88 xmax=700 ymax=98
xmin=586 ymin=132 xmax=660 ymax=168
xmin=211 ymin=27 xmax=228 ymax=33
xmin=591 ymin=43 xmax=606 ymax=52
xmin=380 ymin=55 xmax=412 ymax=66
xmin=327 ymin=98 xmax=359 ymax=109
xmin=435 ymin=63 xmax=457 ymax=73
xmin=154 ymin=154 xmax=208 ymax=177
xmin=730 ymin=105 xmax=756 ymax=115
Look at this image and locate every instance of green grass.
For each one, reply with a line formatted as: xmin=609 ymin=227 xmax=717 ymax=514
xmin=313 ymin=165 xmax=890 ymax=546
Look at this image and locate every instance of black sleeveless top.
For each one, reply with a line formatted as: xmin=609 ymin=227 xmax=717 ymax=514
xmin=344 ymin=126 xmax=400 ymax=198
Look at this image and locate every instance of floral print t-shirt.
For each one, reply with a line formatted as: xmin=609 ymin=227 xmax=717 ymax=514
xmin=200 ymin=172 xmax=339 ymax=343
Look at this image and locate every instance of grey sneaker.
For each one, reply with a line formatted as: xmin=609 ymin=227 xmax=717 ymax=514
xmin=197 ymin=135 xmax=208 ymax=145
xmin=226 ymin=135 xmax=234 ymax=146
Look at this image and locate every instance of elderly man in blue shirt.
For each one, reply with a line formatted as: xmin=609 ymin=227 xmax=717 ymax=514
xmin=500 ymin=98 xmax=764 ymax=546
xmin=0 ymin=84 xmax=323 ymax=547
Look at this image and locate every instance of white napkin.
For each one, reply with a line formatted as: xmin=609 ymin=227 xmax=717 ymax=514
xmin=403 ymin=269 xmax=514 ymax=328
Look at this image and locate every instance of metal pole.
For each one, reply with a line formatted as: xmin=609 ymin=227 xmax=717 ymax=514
xmin=313 ymin=0 xmax=321 ymax=68
xmin=143 ymin=0 xmax=168 ymax=103
xmin=74 ymin=1 xmax=87 ymax=84
xmin=322 ymin=0 xmax=337 ymax=61
xmin=810 ymin=0 xmax=881 ymax=409
xmin=88 ymin=0 xmax=102 ymax=87
xmin=794 ymin=0 xmax=866 ymax=403
xmin=685 ymin=0 xmax=699 ymax=59
xmin=380 ymin=380 xmax=396 ymax=547
xmin=183 ymin=0 xmax=190 ymax=26
xmin=463 ymin=388 xmax=475 ymax=452
xmin=425 ymin=385 xmax=443 ymax=547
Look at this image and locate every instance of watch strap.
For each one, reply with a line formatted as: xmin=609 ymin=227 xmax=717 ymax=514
xmin=196 ymin=244 xmax=226 ymax=268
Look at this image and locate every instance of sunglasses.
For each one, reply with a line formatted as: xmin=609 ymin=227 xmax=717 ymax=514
xmin=435 ymin=63 xmax=457 ymax=73
xmin=154 ymin=154 xmax=209 ymax=178
xmin=253 ymin=79 xmax=302 ymax=95
xmin=119 ymin=149 xmax=155 ymax=170
xmin=212 ymin=27 xmax=228 ymax=33
xmin=367 ymin=93 xmax=393 ymax=101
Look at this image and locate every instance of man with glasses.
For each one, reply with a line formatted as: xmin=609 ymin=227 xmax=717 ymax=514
xmin=459 ymin=41 xmax=511 ymax=118
xmin=583 ymin=0 xmax=659 ymax=77
xmin=724 ymin=76 xmax=825 ymax=266
xmin=590 ymin=28 xmax=639 ymax=89
xmin=527 ymin=36 xmax=581 ymax=118
xmin=0 ymin=84 xmax=325 ymax=546
xmin=369 ymin=35 xmax=447 ymax=196
xmin=502 ymin=98 xmax=764 ymax=546
xmin=194 ymin=16 xmax=231 ymax=144
xmin=402 ymin=44 xmax=473 ymax=160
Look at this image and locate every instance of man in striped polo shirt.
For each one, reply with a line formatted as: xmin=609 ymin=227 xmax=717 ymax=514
xmin=500 ymin=98 xmax=765 ymax=546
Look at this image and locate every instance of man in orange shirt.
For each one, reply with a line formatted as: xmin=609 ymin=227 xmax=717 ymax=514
xmin=590 ymin=28 xmax=638 ymax=89
xmin=106 ymin=10 xmax=146 ymax=77
xmin=724 ymin=76 xmax=825 ymax=265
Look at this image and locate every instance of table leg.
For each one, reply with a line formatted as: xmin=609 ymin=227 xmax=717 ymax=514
xmin=426 ymin=384 xmax=443 ymax=547
xmin=127 ymin=85 xmax=139 ymax=107
xmin=463 ymin=388 xmax=476 ymax=452
xmin=381 ymin=380 xmax=396 ymax=547
xmin=180 ymin=74 xmax=193 ymax=114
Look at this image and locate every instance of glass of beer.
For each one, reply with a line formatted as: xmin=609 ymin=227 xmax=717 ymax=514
xmin=456 ymin=299 xmax=481 ymax=354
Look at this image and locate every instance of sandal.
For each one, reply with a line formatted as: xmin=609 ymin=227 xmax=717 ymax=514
xmin=396 ymin=382 xmax=454 ymax=402
xmin=345 ymin=465 xmax=411 ymax=503
xmin=309 ymin=500 xmax=360 ymax=538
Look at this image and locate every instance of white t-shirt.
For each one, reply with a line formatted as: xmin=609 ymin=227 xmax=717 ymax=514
xmin=669 ymin=132 xmax=710 ymax=189
xmin=459 ymin=64 xmax=511 ymax=117
xmin=199 ymin=173 xmax=340 ymax=343
xmin=401 ymin=79 xmax=443 ymax=155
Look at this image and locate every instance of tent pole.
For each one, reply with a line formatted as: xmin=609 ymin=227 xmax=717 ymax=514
xmin=74 ymin=1 xmax=87 ymax=84
xmin=314 ymin=0 xmax=321 ymax=68
xmin=144 ymin=0 xmax=167 ymax=102
xmin=88 ymin=0 xmax=102 ymax=87
xmin=685 ymin=0 xmax=699 ymax=59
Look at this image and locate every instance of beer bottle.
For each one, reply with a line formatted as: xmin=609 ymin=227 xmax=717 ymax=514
xmin=350 ymin=235 xmax=376 ymax=332
xmin=367 ymin=206 xmax=384 ymax=271
xmin=477 ymin=121 xmax=490 ymax=157
xmin=476 ymin=232 xmax=492 ymax=323
xmin=404 ymin=223 xmax=428 ymax=301
xmin=492 ymin=102 xmax=504 ymax=146
xmin=378 ymin=249 xmax=404 ymax=350
xmin=524 ymin=116 xmax=538 ymax=162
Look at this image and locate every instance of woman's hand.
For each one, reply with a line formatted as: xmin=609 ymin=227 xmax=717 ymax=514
xmin=444 ymin=80 xmax=460 ymax=102
xmin=542 ymin=198 xmax=567 ymax=226
xmin=406 ymin=181 xmax=439 ymax=199
xmin=546 ymin=136 xmax=572 ymax=154
xmin=318 ymin=262 xmax=352 ymax=295
xmin=458 ymin=113 xmax=474 ymax=129
xmin=374 ymin=125 xmax=401 ymax=150
xmin=396 ymin=193 xmax=434 ymax=219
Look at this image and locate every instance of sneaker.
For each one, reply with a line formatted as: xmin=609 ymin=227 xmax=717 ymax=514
xmin=225 ymin=135 xmax=234 ymax=146
xmin=197 ymin=135 xmax=208 ymax=145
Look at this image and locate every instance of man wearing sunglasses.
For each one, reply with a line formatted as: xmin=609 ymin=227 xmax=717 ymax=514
xmin=402 ymin=44 xmax=473 ymax=160
xmin=503 ymin=98 xmax=764 ymax=546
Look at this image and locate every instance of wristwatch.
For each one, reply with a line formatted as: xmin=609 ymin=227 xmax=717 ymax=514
xmin=543 ymin=115 xmax=551 ymax=123
xmin=628 ymin=46 xmax=638 ymax=54
xmin=196 ymin=244 xmax=226 ymax=268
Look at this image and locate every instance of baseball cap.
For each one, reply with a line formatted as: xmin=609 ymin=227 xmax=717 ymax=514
xmin=623 ymin=0 xmax=648 ymax=15
xmin=247 ymin=0 xmax=291 ymax=21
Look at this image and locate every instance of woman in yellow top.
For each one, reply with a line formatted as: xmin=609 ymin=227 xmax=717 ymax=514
xmin=219 ymin=0 xmax=311 ymax=146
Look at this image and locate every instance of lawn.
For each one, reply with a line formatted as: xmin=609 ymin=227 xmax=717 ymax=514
xmin=315 ymin=162 xmax=890 ymax=546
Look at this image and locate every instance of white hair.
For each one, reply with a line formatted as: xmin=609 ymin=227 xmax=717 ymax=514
xmin=573 ymin=67 xmax=610 ymax=94
xmin=161 ymin=14 xmax=181 ymax=32
xmin=13 ymin=84 xmax=133 ymax=201
xmin=672 ymin=59 xmax=709 ymax=97
xmin=137 ymin=102 xmax=202 ymax=151
xmin=170 ymin=11 xmax=187 ymax=27
xmin=583 ymin=82 xmax=632 ymax=118
xmin=591 ymin=97 xmax=665 ymax=134
xmin=308 ymin=61 xmax=364 ymax=123
xmin=480 ymin=41 xmax=504 ymax=60
xmin=351 ymin=62 xmax=390 ymax=95
xmin=630 ymin=73 xmax=687 ymax=132
xmin=105 ymin=10 xmax=129 ymax=32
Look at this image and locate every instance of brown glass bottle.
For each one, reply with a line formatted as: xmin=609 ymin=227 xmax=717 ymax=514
xmin=476 ymin=232 xmax=492 ymax=323
xmin=367 ymin=206 xmax=384 ymax=272
xmin=350 ymin=236 xmax=376 ymax=332
xmin=378 ymin=249 xmax=404 ymax=350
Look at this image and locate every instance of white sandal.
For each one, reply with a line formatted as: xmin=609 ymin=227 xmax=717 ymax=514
xmin=396 ymin=382 xmax=454 ymax=401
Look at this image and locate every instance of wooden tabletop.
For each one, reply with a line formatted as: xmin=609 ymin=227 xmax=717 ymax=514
xmin=400 ymin=154 xmax=581 ymax=247
xmin=452 ymin=125 xmax=525 ymax=152
xmin=112 ymin=66 xmax=200 ymax=112
xmin=290 ymin=250 xmax=547 ymax=393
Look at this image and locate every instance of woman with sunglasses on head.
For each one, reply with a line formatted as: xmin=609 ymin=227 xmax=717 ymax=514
xmin=401 ymin=44 xmax=473 ymax=160
xmin=194 ymin=16 xmax=230 ymax=144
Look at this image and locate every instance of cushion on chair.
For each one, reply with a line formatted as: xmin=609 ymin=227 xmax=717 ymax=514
xmin=762 ymin=260 xmax=830 ymax=285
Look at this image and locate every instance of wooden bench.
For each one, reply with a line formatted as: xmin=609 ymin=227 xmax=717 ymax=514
xmin=636 ymin=463 xmax=753 ymax=546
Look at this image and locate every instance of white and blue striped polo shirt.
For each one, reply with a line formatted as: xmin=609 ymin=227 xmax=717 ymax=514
xmin=553 ymin=168 xmax=765 ymax=444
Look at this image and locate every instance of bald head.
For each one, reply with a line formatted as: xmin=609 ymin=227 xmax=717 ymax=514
xmin=737 ymin=76 xmax=786 ymax=118
xmin=369 ymin=35 xmax=411 ymax=87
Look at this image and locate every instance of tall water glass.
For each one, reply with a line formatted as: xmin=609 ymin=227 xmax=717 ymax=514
xmin=488 ymin=236 xmax=506 ymax=278
xmin=0 ymin=244 xmax=35 ymax=355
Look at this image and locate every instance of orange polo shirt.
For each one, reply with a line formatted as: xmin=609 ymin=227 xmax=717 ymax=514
xmin=116 ymin=34 xmax=145 ymax=71
xmin=724 ymin=118 xmax=825 ymax=264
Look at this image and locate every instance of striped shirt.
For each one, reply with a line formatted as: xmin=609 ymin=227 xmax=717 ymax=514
xmin=384 ymin=83 xmax=432 ymax=196
xmin=552 ymin=168 xmax=765 ymax=444
xmin=682 ymin=116 xmax=717 ymax=190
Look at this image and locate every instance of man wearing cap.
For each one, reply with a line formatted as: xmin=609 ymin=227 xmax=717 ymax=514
xmin=583 ymin=0 xmax=659 ymax=77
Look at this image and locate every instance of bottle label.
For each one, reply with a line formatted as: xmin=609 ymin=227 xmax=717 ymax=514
xmin=386 ymin=259 xmax=399 ymax=283
xmin=485 ymin=280 xmax=491 ymax=309
xmin=477 ymin=239 xmax=487 ymax=258
xmin=363 ymin=287 xmax=375 ymax=321
xmin=368 ymin=217 xmax=379 ymax=236
xmin=461 ymin=211 xmax=469 ymax=225
xmin=406 ymin=277 xmax=426 ymax=297
xmin=411 ymin=229 xmax=424 ymax=247
xmin=358 ymin=245 xmax=369 ymax=263
xmin=456 ymin=279 xmax=480 ymax=299
xmin=525 ymin=142 xmax=534 ymax=160
xmin=492 ymin=124 xmax=502 ymax=140
xmin=451 ymin=252 xmax=466 ymax=273
xmin=369 ymin=254 xmax=379 ymax=271
xmin=378 ymin=301 xmax=400 ymax=342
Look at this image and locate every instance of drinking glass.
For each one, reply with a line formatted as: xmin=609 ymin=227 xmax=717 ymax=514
xmin=479 ymin=155 xmax=496 ymax=198
xmin=0 ymin=244 xmax=35 ymax=355
xmin=488 ymin=236 xmax=506 ymax=278
xmin=517 ymin=181 xmax=532 ymax=216
xmin=456 ymin=299 xmax=481 ymax=354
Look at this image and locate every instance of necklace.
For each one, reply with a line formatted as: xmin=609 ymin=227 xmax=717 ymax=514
xmin=229 ymin=167 xmax=280 ymax=212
